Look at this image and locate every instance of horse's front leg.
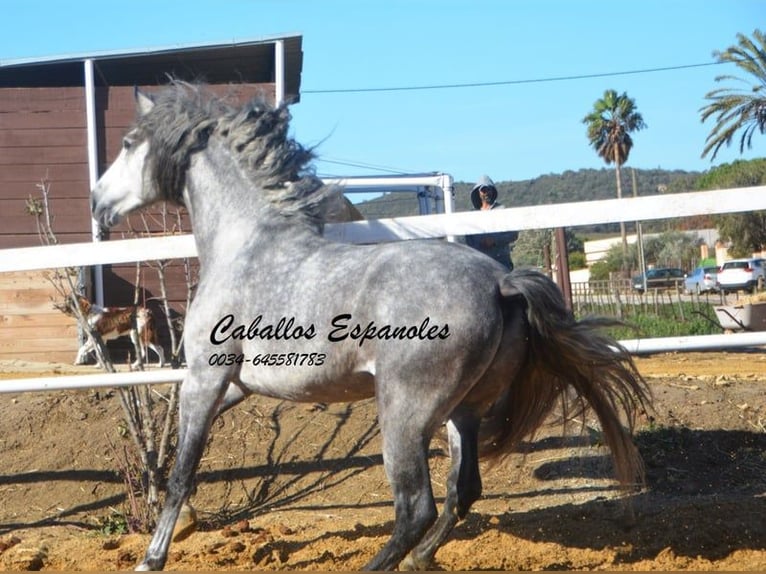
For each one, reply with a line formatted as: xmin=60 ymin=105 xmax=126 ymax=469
xmin=136 ymin=368 xmax=228 ymax=571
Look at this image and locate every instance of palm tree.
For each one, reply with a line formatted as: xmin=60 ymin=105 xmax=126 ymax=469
xmin=700 ymin=29 xmax=766 ymax=161
xmin=583 ymin=89 xmax=646 ymax=264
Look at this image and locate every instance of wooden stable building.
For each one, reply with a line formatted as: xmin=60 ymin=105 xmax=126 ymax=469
xmin=0 ymin=35 xmax=304 ymax=363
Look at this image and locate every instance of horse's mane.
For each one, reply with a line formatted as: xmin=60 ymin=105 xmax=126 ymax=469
xmin=136 ymin=81 xmax=340 ymax=225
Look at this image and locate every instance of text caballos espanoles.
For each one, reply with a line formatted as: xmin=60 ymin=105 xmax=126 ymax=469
xmin=210 ymin=314 xmax=450 ymax=347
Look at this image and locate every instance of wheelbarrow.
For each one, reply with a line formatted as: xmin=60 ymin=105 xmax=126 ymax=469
xmin=714 ymin=301 xmax=766 ymax=332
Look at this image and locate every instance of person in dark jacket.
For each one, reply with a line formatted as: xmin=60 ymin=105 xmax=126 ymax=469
xmin=465 ymin=175 xmax=518 ymax=270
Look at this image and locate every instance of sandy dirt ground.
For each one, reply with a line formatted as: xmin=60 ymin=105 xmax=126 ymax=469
xmin=0 ymin=351 xmax=765 ymax=571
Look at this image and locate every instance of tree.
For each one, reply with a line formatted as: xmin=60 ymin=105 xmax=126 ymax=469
xmin=588 ymin=242 xmax=637 ymax=281
xmin=697 ymin=158 xmax=766 ymax=256
xmin=651 ymin=231 xmax=700 ymax=269
xmin=512 ymin=228 xmax=583 ymax=269
xmin=583 ymin=90 xmax=646 ymax=265
xmin=27 ymin=178 xmax=179 ymax=530
xmin=512 ymin=229 xmax=552 ymax=269
xmin=587 ymin=230 xmax=699 ymax=281
xmin=700 ymin=29 xmax=766 ymax=161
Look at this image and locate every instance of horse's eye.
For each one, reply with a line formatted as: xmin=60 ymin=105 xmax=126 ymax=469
xmin=122 ymin=138 xmax=133 ymax=151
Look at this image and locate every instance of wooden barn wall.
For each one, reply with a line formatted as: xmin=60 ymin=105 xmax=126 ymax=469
xmin=0 ymin=87 xmax=88 ymax=364
xmin=0 ymin=271 xmax=79 ymax=364
xmin=0 ymin=81 xmax=275 ymax=364
xmin=0 ymin=87 xmax=92 ymax=248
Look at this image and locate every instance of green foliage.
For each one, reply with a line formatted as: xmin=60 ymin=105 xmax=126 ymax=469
xmin=700 ymin=29 xmax=766 ymax=161
xmin=697 ymin=159 xmax=766 ymax=256
xmin=583 ymin=89 xmax=647 ymax=167
xmin=591 ymin=241 xmax=636 ymax=276
xmin=588 ymin=260 xmax=611 ymax=281
xmin=719 ymin=211 xmax=766 ymax=257
xmin=511 ymin=228 xmax=585 ymax=269
xmin=566 ymin=233 xmax=584 ymax=253
xmin=696 ymin=158 xmax=766 ymax=189
xmin=95 ymin=512 xmax=129 ymax=536
xmin=589 ymin=302 xmax=722 ymax=340
xmin=513 ymin=229 xmax=551 ymax=268
xmin=569 ymin=251 xmax=587 ymax=269
xmin=648 ymin=230 xmax=700 ymax=269
xmin=613 ymin=310 xmax=719 ymax=339
xmin=589 ymin=230 xmax=703 ymax=276
xmin=664 ymin=172 xmax=702 ymax=194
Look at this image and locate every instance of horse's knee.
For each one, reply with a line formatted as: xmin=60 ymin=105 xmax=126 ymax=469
xmin=366 ymin=493 xmax=436 ymax=570
xmin=415 ymin=497 xmax=438 ymax=531
xmin=395 ymin=490 xmax=437 ymax=538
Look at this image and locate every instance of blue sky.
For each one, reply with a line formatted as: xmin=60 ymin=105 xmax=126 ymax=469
xmin=1 ymin=0 xmax=762 ymax=185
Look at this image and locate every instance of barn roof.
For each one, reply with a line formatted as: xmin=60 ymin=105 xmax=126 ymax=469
xmin=0 ymin=34 xmax=303 ymax=102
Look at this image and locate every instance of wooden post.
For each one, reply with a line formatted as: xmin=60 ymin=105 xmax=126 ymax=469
xmin=555 ymin=227 xmax=572 ymax=311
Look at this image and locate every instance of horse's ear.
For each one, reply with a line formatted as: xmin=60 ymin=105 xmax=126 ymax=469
xmin=135 ymin=87 xmax=155 ymax=116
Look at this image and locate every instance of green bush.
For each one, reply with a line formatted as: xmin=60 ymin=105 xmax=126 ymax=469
xmin=569 ymin=251 xmax=587 ymax=269
xmin=578 ymin=302 xmax=722 ymax=340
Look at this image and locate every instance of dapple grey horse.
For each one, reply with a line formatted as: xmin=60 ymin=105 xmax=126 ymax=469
xmin=91 ymin=82 xmax=650 ymax=571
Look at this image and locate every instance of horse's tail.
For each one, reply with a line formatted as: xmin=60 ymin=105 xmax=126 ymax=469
xmin=480 ymin=269 xmax=651 ymax=488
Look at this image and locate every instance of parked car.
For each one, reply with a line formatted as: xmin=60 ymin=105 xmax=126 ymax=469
xmin=631 ymin=267 xmax=685 ymax=292
xmin=716 ymin=258 xmax=766 ymax=293
xmin=684 ymin=265 xmax=719 ymax=295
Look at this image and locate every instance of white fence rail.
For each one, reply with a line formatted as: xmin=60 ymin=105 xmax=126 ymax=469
xmin=3 ymin=186 xmax=766 ymax=272
xmin=3 ymin=185 xmax=766 ymax=394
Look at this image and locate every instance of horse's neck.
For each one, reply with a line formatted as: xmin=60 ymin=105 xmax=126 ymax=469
xmin=184 ymin=146 xmax=321 ymax=264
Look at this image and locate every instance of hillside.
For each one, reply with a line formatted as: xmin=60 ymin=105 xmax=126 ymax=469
xmin=354 ymin=168 xmax=700 ymax=226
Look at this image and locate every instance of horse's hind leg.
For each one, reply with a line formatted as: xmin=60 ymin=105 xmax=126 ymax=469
xmin=137 ymin=372 xmax=227 ymax=571
xmin=402 ymin=411 xmax=482 ymax=570
xmin=364 ymin=408 xmax=438 ymax=570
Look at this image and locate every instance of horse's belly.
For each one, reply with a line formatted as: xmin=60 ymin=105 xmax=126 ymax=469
xmin=239 ymin=365 xmax=375 ymax=403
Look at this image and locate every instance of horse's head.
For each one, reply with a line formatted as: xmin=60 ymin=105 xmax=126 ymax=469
xmin=93 ymin=80 xmax=338 ymax=231
xmin=91 ymin=89 xmax=157 ymax=227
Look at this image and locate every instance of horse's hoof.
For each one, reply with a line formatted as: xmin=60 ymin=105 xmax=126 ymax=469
xmin=134 ymin=563 xmax=152 ymax=571
xmin=172 ymin=503 xmax=198 ymax=542
xmin=400 ymin=554 xmax=432 ymax=571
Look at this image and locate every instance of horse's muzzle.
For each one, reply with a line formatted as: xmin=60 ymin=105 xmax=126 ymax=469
xmin=91 ymin=197 xmax=117 ymax=228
